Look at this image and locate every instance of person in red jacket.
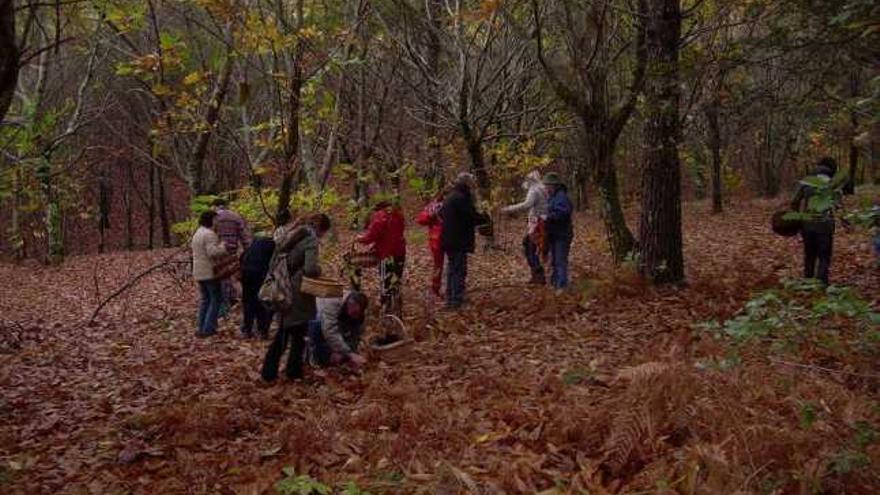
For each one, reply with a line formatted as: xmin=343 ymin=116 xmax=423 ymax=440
xmin=356 ymin=200 xmax=407 ymax=313
xmin=416 ymin=191 xmax=445 ymax=298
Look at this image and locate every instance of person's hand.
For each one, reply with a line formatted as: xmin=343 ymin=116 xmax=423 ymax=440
xmin=347 ymin=353 xmax=367 ymax=368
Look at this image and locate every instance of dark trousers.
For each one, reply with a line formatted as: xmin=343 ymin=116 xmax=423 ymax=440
xmin=445 ymin=250 xmax=468 ymax=307
xmin=522 ymin=234 xmax=545 ymax=281
xmin=307 ymin=320 xmax=362 ymax=367
xmin=241 ymin=273 xmax=272 ymax=337
xmin=802 ymin=230 xmax=833 ymax=285
xmin=197 ymin=280 xmax=223 ymax=335
xmin=261 ymin=322 xmax=307 ymax=381
xmin=548 ymin=235 xmax=572 ymax=289
xmin=379 ymin=256 xmax=406 ymax=306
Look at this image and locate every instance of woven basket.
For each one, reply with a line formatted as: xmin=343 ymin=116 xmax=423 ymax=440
xmin=368 ymin=314 xmax=411 ymax=363
xmin=771 ymin=210 xmax=802 ymax=237
xmin=301 ymin=277 xmax=344 ymax=298
xmin=369 ymin=335 xmax=412 ymax=363
xmin=345 ymin=245 xmax=379 ymax=268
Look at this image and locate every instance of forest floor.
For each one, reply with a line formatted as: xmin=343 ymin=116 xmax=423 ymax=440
xmin=1 ymin=195 xmax=878 ymax=494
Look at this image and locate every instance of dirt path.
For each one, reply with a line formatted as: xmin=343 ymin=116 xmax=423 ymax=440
xmin=1 ymin=200 xmax=877 ymax=494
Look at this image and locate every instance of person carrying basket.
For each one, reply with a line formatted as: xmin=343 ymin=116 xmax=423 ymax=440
xmin=355 ymin=199 xmax=407 ymax=315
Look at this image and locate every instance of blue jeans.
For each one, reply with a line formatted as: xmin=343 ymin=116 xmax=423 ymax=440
xmin=548 ymin=236 xmax=572 ymax=289
xmin=197 ymin=280 xmax=223 ymax=335
xmin=445 ymin=250 xmax=468 ymax=306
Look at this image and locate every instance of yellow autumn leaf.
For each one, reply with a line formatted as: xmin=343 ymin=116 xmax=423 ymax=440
xmin=182 ymin=71 xmax=202 ymax=86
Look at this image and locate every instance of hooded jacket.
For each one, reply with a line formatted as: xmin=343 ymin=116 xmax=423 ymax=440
xmin=502 ymin=171 xmax=548 ymax=233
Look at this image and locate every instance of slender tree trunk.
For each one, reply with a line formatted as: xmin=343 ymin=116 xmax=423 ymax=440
xmin=188 ymin=49 xmax=233 ymax=195
xmin=276 ymin=53 xmax=303 ymax=218
xmin=148 ymin=163 xmax=156 ymax=249
xmin=639 ymin=0 xmax=683 ymax=284
xmin=705 ymin=100 xmax=723 ymax=213
xmin=98 ymin=165 xmax=111 ymax=254
xmin=11 ymin=165 xmax=25 ymax=260
xmin=38 ymin=156 xmax=64 ymax=264
xmin=157 ymin=168 xmax=171 ymax=246
xmin=465 ymin=137 xmax=491 ymax=199
xmin=0 ymin=0 xmax=17 ymax=124
xmin=125 ymin=161 xmax=134 ymax=250
xmin=583 ymin=121 xmax=636 ymax=261
xmin=425 ymin=0 xmax=443 ymax=186
xmin=844 ymin=71 xmax=860 ymax=194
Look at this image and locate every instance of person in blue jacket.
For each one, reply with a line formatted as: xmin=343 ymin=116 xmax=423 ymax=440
xmin=543 ymin=173 xmax=573 ymax=289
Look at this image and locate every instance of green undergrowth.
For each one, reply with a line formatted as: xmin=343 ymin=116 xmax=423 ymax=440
xmin=699 ymin=278 xmax=879 ymax=365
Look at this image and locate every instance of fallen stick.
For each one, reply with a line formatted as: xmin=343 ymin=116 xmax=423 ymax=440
xmin=87 ymin=248 xmax=190 ymax=325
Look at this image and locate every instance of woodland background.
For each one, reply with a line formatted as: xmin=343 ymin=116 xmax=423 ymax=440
xmin=0 ymin=0 xmax=877 ymax=267
xmin=1 ymin=1 xmax=880 ymax=494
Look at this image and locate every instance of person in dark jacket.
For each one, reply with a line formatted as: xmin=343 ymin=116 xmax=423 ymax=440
xmin=261 ymin=213 xmax=331 ymax=383
xmin=790 ymin=157 xmax=841 ymax=285
xmin=239 ymin=234 xmax=276 ymax=339
xmin=543 ymin=173 xmax=573 ymax=289
xmin=440 ymin=173 xmax=488 ymax=309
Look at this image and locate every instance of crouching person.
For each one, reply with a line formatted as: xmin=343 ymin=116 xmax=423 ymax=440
xmin=308 ymin=291 xmax=369 ymax=369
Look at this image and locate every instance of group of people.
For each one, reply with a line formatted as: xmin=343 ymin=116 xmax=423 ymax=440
xmin=188 ymin=169 xmax=575 ymax=382
xmin=189 ymin=158 xmax=878 ymax=383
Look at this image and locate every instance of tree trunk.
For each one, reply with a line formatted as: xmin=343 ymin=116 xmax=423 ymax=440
xmin=98 ymin=165 xmax=111 ymax=254
xmin=705 ymin=100 xmax=723 ymax=213
xmin=148 ymin=163 xmax=156 ymax=249
xmin=0 ymin=0 xmax=17 ymax=124
xmin=125 ymin=161 xmax=134 ymax=250
xmin=639 ymin=0 xmax=683 ymax=285
xmin=276 ymin=53 xmax=303 ymax=218
xmin=583 ymin=121 xmax=636 ymax=262
xmin=846 ymin=141 xmax=858 ymax=195
xmin=11 ymin=165 xmax=25 ymax=260
xmin=38 ymin=156 xmax=64 ymax=264
xmin=465 ymin=138 xmax=491 ymax=199
xmin=157 ymin=168 xmax=171 ymax=246
xmin=844 ymin=71 xmax=859 ymax=195
xmin=187 ymin=50 xmax=233 ymax=195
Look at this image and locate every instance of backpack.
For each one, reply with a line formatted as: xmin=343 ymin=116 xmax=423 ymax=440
xmin=258 ymin=227 xmax=309 ymax=312
xmin=258 ymin=252 xmax=296 ymax=312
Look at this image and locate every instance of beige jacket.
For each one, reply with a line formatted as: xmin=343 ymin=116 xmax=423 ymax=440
xmin=191 ymin=226 xmax=228 ymax=281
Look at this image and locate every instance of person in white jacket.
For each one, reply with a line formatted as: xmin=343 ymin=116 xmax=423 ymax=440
xmin=501 ymin=170 xmax=549 ymax=284
xmin=191 ymin=210 xmax=230 ymax=337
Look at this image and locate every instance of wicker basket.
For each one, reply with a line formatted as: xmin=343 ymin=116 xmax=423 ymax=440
xmin=369 ymin=335 xmax=412 ymax=363
xmin=301 ymin=277 xmax=345 ymax=298
xmin=771 ymin=210 xmax=802 ymax=237
xmin=368 ymin=314 xmax=411 ymax=363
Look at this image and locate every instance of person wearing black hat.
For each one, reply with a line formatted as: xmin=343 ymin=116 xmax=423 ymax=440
xmin=543 ymin=172 xmax=573 ymax=289
xmin=790 ymin=156 xmax=841 ymax=285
